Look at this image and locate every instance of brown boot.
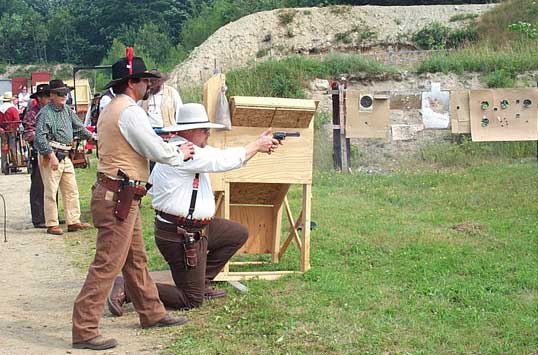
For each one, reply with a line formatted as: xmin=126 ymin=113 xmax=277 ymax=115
xmin=107 ymin=276 xmax=127 ymax=317
xmin=72 ymin=335 xmax=117 ymax=350
xmin=67 ymin=222 xmax=92 ymax=232
xmin=46 ymin=225 xmax=63 ymax=235
xmin=142 ymin=314 xmax=188 ymax=329
xmin=204 ymin=286 xmax=227 ymax=300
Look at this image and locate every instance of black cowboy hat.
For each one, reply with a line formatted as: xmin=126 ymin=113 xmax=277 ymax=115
xmin=103 ymin=57 xmax=159 ymax=89
xmin=30 ymin=84 xmax=50 ymax=99
xmin=48 ymin=79 xmax=74 ymax=95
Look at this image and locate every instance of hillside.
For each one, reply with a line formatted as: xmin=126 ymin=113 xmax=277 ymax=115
xmin=169 ymin=4 xmax=496 ymax=89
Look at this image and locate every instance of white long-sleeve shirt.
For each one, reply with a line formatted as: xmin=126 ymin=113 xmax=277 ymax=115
xmin=149 ymin=136 xmax=246 ymax=220
xmin=118 ymin=95 xmax=184 ymax=166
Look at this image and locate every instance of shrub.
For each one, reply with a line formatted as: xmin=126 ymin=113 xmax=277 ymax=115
xmin=447 ymin=26 xmax=479 ymax=48
xmin=256 ymin=48 xmax=270 ymax=58
xmin=335 ymin=32 xmax=352 ymax=44
xmin=482 ymin=69 xmax=517 ymax=88
xmin=412 ymin=22 xmax=451 ymax=50
xmin=278 ymin=10 xmax=297 ymax=26
xmin=449 ymin=13 xmax=479 ymax=22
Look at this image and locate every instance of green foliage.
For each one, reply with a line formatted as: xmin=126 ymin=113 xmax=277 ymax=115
xmin=278 ymin=10 xmax=297 ymax=26
xmin=482 ymin=69 xmax=517 ymax=88
xmin=329 ymin=5 xmax=352 ymax=15
xmin=449 ymin=13 xmax=479 ymax=22
xmin=412 ymin=22 xmax=452 ymax=50
xmin=508 ymin=21 xmax=538 ymax=39
xmin=420 ymin=136 xmax=537 ymax=166
xmin=226 ymin=55 xmax=399 ymax=98
xmin=335 ymin=32 xmax=352 ymax=44
xmin=256 ymin=48 xmax=270 ymax=58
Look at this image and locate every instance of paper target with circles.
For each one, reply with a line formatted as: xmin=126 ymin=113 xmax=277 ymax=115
xmin=469 ymin=88 xmax=538 ymax=142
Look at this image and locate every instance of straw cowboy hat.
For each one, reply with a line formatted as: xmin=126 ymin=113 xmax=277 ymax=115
xmin=104 ymin=56 xmax=159 ymax=89
xmin=2 ymin=91 xmax=14 ymax=102
xmin=162 ymin=103 xmax=224 ymax=132
xmin=30 ymin=84 xmax=50 ymax=99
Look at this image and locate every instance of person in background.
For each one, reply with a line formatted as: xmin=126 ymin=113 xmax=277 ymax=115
xmin=18 ymin=86 xmax=30 ymax=110
xmin=0 ymin=92 xmax=21 ymax=167
xmin=139 ymin=69 xmax=182 ymax=130
xmin=22 ymin=84 xmax=51 ymax=228
xmin=34 ymin=79 xmax=93 ymax=236
xmin=107 ymin=103 xmax=281 ymax=315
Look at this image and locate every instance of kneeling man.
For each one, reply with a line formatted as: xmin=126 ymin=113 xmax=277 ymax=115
xmin=108 ymin=103 xmax=281 ymax=313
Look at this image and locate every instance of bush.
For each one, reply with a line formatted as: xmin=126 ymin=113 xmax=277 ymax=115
xmin=447 ymin=26 xmax=478 ymax=48
xmin=278 ymin=10 xmax=297 ymax=26
xmin=412 ymin=22 xmax=451 ymax=50
xmin=482 ymin=69 xmax=517 ymax=88
xmin=449 ymin=13 xmax=479 ymax=22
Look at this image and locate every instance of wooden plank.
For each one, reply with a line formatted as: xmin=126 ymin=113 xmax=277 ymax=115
xmin=301 ymin=184 xmax=312 ymax=272
xmin=470 ymin=88 xmax=538 ymax=141
xmin=450 ymin=90 xmax=471 ymax=134
xmin=214 ymin=271 xmax=298 ymax=281
xmin=272 ymin=204 xmax=283 ymax=263
xmin=229 ymin=183 xmax=289 ymax=205
xmin=231 ymin=96 xmax=318 ymax=110
xmin=219 ymin=127 xmax=313 ymax=184
xmin=271 ymin=108 xmax=316 ymax=128
xmin=203 ymin=74 xmax=225 ymax=123
xmin=232 ymin=205 xmax=274 ymax=254
xmin=390 ymin=93 xmax=422 ymax=110
xmin=231 ymin=106 xmax=275 ymax=127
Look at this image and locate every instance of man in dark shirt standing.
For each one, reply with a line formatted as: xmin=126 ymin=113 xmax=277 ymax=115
xmin=23 ymin=84 xmax=50 ymax=228
xmin=34 ymin=79 xmax=93 ymax=235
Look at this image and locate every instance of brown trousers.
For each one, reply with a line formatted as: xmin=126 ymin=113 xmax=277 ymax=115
xmin=154 ymin=218 xmax=248 ymax=310
xmin=71 ymin=182 xmax=166 ymax=343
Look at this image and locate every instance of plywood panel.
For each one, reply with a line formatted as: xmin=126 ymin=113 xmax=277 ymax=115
xmin=231 ymin=106 xmax=275 ymax=127
xmin=65 ymin=79 xmax=91 ymax=105
xmin=210 ymin=126 xmax=313 ymax=185
xmin=346 ymin=90 xmax=390 ymax=138
xmin=450 ymin=90 xmax=471 ymax=134
xmin=203 ymin=74 xmax=225 ymax=123
xmin=230 ymin=183 xmax=290 ymax=205
xmin=470 ymin=88 xmax=538 ymax=141
xmin=230 ymin=96 xmax=317 ymax=128
xmin=272 ymin=108 xmax=315 ymax=128
xmin=231 ymin=205 xmax=274 ymax=254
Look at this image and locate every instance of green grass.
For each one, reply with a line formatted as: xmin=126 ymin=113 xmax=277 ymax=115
xmin=226 ymin=55 xmax=399 ymax=98
xmin=70 ymin=154 xmax=538 ymax=354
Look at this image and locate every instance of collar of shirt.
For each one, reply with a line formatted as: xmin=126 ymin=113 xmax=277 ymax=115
xmin=51 ymin=103 xmax=66 ymax=112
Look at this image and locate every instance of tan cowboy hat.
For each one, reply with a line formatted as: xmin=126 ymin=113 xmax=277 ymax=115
xmin=162 ymin=103 xmax=225 ymax=132
xmin=2 ymin=91 xmax=14 ymax=102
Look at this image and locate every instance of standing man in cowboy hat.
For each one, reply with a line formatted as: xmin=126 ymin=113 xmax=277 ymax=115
xmin=107 ymin=103 xmax=281 ymax=315
xmin=34 ymin=79 xmax=93 ymax=235
xmin=140 ymin=69 xmax=183 ymax=129
xmin=22 ymin=83 xmax=51 ymax=228
xmin=71 ymin=53 xmax=195 ymax=351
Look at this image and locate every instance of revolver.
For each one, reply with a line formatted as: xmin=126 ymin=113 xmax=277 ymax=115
xmin=272 ymin=131 xmax=300 ymax=141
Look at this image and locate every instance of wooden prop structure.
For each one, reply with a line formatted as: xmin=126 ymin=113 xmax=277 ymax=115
xmin=203 ymin=74 xmax=318 ymax=281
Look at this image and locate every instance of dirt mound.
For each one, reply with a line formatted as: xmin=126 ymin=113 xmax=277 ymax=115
xmin=169 ymin=4 xmax=496 ymax=89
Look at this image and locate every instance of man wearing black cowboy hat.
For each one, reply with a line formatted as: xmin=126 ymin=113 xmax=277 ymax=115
xmin=71 ymin=53 xmax=195 ymax=351
xmin=22 ymin=83 xmax=51 ymax=228
xmin=34 ymin=79 xmax=93 ymax=235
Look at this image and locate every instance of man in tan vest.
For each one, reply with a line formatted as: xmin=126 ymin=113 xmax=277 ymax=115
xmin=140 ymin=69 xmax=182 ymax=129
xmin=71 ymin=54 xmax=195 ymax=351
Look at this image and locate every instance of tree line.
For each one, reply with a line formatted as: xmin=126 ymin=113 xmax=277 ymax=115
xmin=0 ymin=0 xmax=496 ymax=69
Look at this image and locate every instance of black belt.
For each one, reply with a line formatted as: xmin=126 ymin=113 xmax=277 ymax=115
xmin=154 ymin=219 xmax=205 ymax=243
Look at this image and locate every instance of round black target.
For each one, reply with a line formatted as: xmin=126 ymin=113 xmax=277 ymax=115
xmin=360 ymin=95 xmax=373 ymax=108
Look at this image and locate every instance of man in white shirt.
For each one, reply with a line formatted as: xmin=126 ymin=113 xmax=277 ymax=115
xmin=107 ymin=103 xmax=281 ymax=314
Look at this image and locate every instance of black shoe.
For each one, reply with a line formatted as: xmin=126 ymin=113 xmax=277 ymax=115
xmin=59 ymin=219 xmax=65 ymax=225
xmin=73 ymin=335 xmax=117 ymax=350
xmin=142 ymin=315 xmax=188 ymax=329
xmin=33 ymin=223 xmax=46 ymax=229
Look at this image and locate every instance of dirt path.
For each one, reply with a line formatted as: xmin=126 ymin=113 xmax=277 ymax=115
xmin=0 ymin=174 xmax=169 ymax=354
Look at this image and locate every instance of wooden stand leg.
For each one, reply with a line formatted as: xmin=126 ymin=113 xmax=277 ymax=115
xmin=301 ymin=184 xmax=312 ymax=272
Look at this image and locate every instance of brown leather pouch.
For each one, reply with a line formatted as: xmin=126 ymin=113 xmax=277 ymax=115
xmin=183 ymin=234 xmax=198 ymax=268
xmin=114 ymin=185 xmax=136 ymax=221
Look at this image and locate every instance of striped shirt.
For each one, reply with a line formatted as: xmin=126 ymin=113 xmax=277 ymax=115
xmin=35 ymin=103 xmax=92 ymax=155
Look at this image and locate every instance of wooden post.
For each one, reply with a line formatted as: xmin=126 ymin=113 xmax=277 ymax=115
xmin=331 ymin=82 xmax=342 ymax=170
xmin=338 ymin=80 xmax=349 ymax=172
xmin=300 ymin=184 xmax=312 ymax=272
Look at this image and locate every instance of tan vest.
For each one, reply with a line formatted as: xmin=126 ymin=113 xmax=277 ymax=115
xmin=97 ymin=95 xmax=149 ymax=181
xmin=141 ymin=85 xmax=176 ymax=127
